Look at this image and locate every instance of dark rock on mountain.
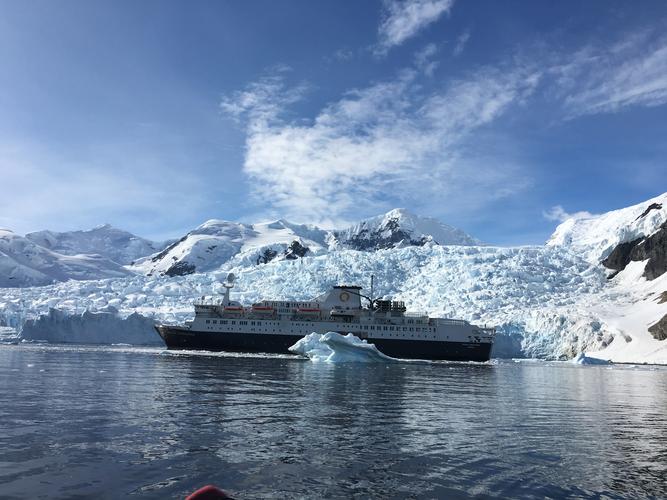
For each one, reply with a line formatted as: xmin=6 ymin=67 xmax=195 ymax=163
xmin=256 ymin=248 xmax=278 ymax=265
xmin=164 ymin=261 xmax=196 ymax=277
xmin=648 ymin=314 xmax=667 ymax=341
xmin=284 ymin=241 xmax=310 ymax=260
xmin=602 ymin=221 xmax=667 ymax=280
xmin=635 ymin=203 xmax=663 ymax=221
xmin=151 ymin=235 xmax=187 ymax=263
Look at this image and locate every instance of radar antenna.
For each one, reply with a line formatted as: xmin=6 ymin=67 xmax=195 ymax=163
xmin=222 ymin=272 xmax=236 ymax=305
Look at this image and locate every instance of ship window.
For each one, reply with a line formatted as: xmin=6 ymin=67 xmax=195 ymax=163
xmin=206 ymin=320 xmax=210 ymax=324
xmin=232 ymin=321 xmax=236 ymax=325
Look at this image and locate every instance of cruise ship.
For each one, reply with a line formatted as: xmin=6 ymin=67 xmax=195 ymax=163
xmin=155 ymin=275 xmax=495 ymax=361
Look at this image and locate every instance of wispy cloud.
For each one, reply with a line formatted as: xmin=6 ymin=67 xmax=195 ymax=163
xmin=222 ymin=59 xmax=539 ymax=225
xmin=453 ymin=29 xmax=470 ymax=56
xmin=543 ymin=205 xmax=597 ymax=223
xmin=222 ymin=27 xmax=667 ymax=227
xmin=414 ymin=43 xmax=440 ymax=75
xmin=555 ymin=31 xmax=667 ymax=117
xmin=376 ymin=0 xmax=455 ymax=55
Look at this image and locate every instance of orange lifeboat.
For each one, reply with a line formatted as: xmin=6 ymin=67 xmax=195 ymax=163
xmin=251 ymin=304 xmax=275 ymax=315
xmin=223 ymin=306 xmax=244 ymax=314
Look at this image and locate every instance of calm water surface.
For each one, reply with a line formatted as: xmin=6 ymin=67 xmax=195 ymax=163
xmin=0 ymin=345 xmax=666 ymax=499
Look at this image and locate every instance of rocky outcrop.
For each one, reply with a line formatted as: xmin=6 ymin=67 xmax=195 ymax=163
xmin=284 ymin=240 xmax=309 ymax=260
xmin=151 ymin=235 xmax=187 ymax=263
xmin=164 ymin=261 xmax=196 ymax=277
xmin=648 ymin=314 xmax=667 ymax=341
xmin=602 ymin=221 xmax=667 ymax=280
xmin=256 ymin=248 xmax=278 ymax=265
xmin=635 ymin=202 xmax=662 ymax=221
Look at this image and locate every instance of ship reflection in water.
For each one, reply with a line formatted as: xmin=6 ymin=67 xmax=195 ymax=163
xmin=0 ymin=345 xmax=666 ymax=498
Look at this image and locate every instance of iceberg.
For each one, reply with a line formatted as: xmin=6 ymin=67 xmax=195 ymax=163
xmin=289 ymin=332 xmax=400 ymax=363
xmin=20 ymin=308 xmax=162 ymax=346
xmin=571 ymin=352 xmax=611 ymax=365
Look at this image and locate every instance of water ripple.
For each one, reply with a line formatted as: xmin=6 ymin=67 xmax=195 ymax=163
xmin=0 ymin=345 xmax=666 ymax=498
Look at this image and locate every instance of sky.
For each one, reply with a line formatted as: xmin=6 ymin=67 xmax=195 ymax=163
xmin=0 ymin=0 xmax=666 ymax=245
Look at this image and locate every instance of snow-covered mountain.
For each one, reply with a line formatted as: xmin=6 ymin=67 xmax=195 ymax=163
xmin=547 ymin=192 xmax=667 ymax=267
xmin=0 ymin=229 xmax=131 ymax=287
xmin=132 ymin=219 xmax=329 ymax=277
xmin=0 ymin=210 xmax=480 ymax=284
xmin=132 ymin=210 xmax=477 ymax=277
xmin=25 ymin=224 xmax=167 ymax=265
xmin=331 ymin=208 xmax=480 ymax=250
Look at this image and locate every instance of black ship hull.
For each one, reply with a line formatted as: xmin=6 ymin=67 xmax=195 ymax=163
xmin=156 ymin=325 xmax=493 ymax=362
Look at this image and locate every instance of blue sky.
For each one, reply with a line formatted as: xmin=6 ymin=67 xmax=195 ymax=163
xmin=0 ymin=0 xmax=666 ymax=245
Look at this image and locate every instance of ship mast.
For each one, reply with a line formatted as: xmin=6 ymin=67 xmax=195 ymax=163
xmin=370 ymin=274 xmax=375 ymax=315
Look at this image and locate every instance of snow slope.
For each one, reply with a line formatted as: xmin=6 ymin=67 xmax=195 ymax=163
xmin=0 ymin=229 xmax=132 ymax=287
xmin=585 ymin=261 xmax=667 ymax=364
xmin=545 ymin=193 xmax=667 ymax=363
xmin=331 ymin=208 xmax=480 ymax=250
xmin=25 ymin=224 xmax=167 ymax=265
xmin=547 ymin=192 xmax=667 ymax=264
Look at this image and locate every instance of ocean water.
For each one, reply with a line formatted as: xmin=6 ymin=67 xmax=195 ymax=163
xmin=1 ymin=345 xmax=666 ymax=499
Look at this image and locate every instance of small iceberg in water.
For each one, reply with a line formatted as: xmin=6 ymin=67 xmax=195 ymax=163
xmin=289 ymin=332 xmax=400 ymax=363
xmin=572 ymin=352 xmax=611 ymax=365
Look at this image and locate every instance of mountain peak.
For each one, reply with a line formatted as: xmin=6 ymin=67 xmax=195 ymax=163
xmin=332 ymin=209 xmax=479 ymax=250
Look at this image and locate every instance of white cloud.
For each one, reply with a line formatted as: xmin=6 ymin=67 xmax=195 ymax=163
xmin=543 ymin=205 xmax=597 ymax=223
xmin=555 ymin=31 xmax=667 ymax=117
xmin=376 ymin=0 xmax=455 ymax=55
xmin=220 ymin=66 xmax=308 ymax=127
xmin=222 ymin=60 xmax=540 ymax=225
xmin=414 ymin=43 xmax=440 ymax=75
xmin=453 ymin=29 xmax=470 ymax=56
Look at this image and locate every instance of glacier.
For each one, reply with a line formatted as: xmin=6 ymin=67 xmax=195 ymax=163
xmin=0 ymin=243 xmax=615 ymax=360
xmin=1 ymin=198 xmax=666 ymax=364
